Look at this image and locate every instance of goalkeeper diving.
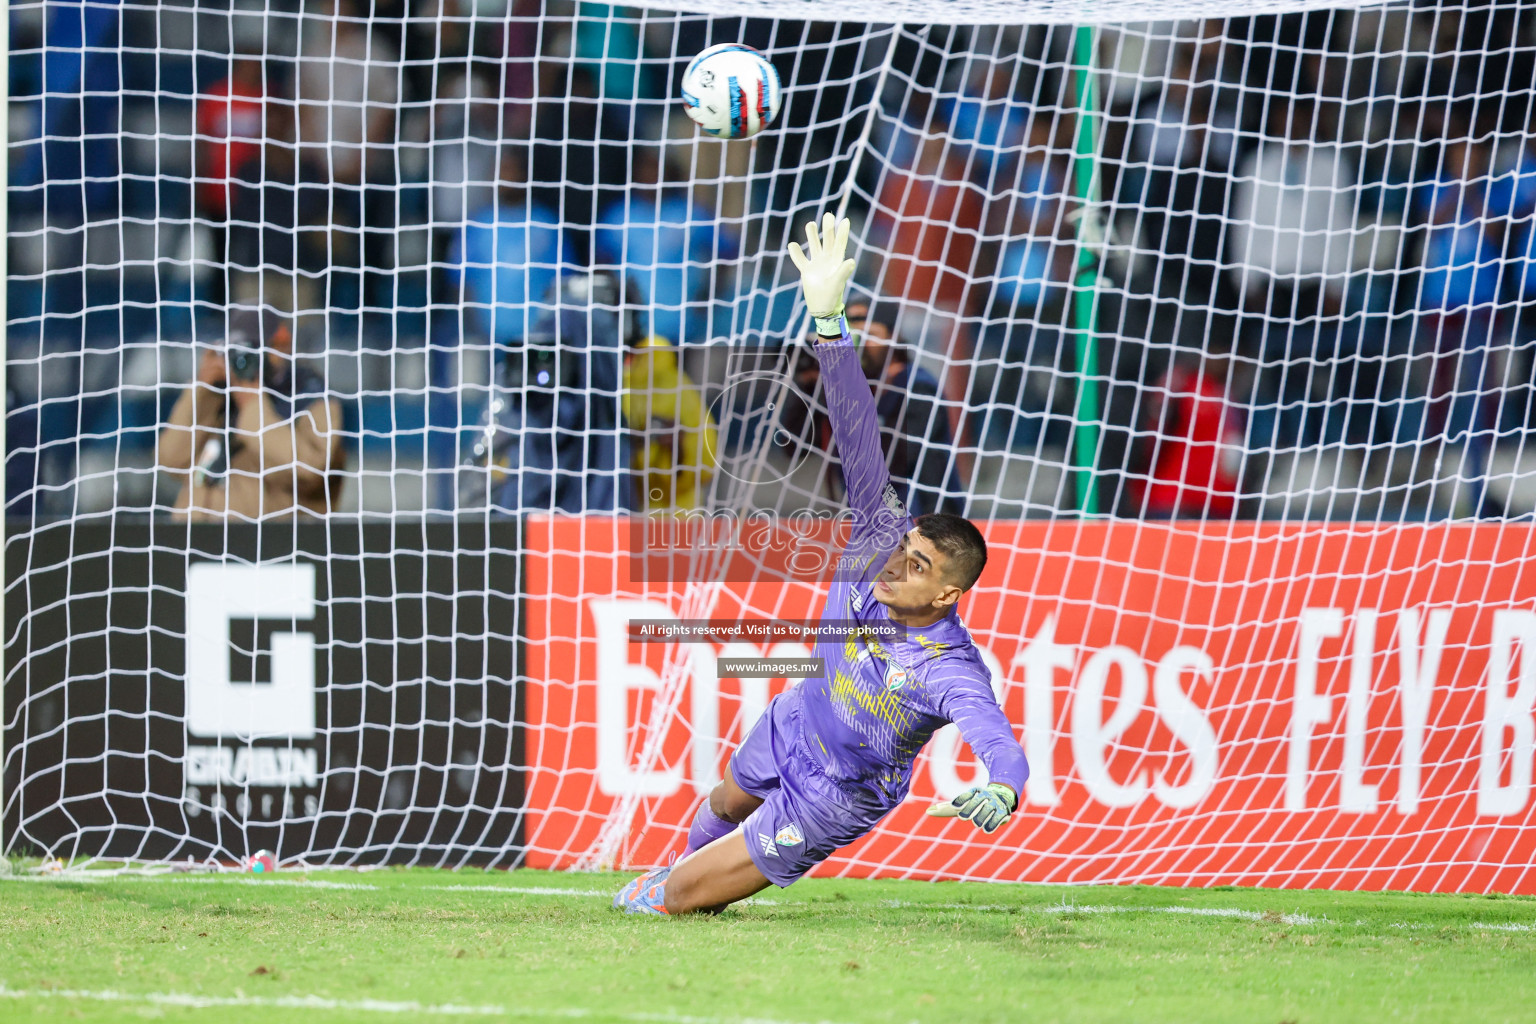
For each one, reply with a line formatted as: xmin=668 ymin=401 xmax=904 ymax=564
xmin=615 ymin=215 xmax=1028 ymax=916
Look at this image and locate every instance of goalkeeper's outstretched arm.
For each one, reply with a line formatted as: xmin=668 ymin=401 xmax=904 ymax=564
xmin=787 ymin=214 xmax=907 ymax=576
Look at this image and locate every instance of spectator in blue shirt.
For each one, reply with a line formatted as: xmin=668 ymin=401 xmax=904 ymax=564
xmin=1494 ymin=124 xmax=1536 ymax=320
xmin=1517 ymin=212 xmax=1536 ymax=305
xmin=445 ymin=144 xmax=573 ymax=346
xmin=1487 ymin=132 xmax=1536 ymax=224
xmin=1408 ymin=123 xmax=1514 ymax=517
xmin=1410 ymin=131 xmax=1505 ymax=443
xmin=974 ymin=116 xmax=1073 ymax=452
xmin=1414 ymin=152 xmax=1503 ymax=318
xmin=593 ymin=148 xmax=738 ymax=344
xmin=990 ymin=117 xmax=1071 ymax=315
xmin=940 ymin=61 xmax=1032 ymax=195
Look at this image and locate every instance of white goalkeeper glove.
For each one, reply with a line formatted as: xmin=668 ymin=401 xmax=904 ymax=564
xmin=926 ymin=783 xmax=1018 ymax=834
xmin=787 ymin=212 xmax=858 ymax=338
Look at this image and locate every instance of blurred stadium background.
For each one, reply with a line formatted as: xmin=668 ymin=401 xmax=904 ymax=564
xmin=9 ymin=1 xmax=1536 ymax=522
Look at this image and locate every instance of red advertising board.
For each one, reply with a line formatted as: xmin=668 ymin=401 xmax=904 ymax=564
xmin=523 ymin=517 xmax=1536 ymax=892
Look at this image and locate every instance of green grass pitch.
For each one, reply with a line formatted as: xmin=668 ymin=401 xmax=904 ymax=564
xmin=4 ymin=866 xmax=1536 ymax=1023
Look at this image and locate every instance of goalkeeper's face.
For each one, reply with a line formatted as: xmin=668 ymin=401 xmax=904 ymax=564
xmin=872 ymin=529 xmax=962 ymax=618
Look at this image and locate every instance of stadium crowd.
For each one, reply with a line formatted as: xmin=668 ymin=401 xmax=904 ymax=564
xmin=8 ymin=2 xmax=1536 ymax=520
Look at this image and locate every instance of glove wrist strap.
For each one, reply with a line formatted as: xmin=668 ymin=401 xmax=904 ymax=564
xmin=812 ymin=307 xmax=846 ymax=339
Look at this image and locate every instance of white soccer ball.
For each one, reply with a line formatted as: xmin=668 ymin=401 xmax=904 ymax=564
xmin=681 ymin=43 xmax=782 ymax=140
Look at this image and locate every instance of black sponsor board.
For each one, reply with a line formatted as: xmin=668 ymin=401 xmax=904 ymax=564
xmin=2 ymin=518 xmax=524 ymax=866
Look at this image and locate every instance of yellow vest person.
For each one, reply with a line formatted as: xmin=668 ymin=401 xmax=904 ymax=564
xmin=621 ymin=335 xmax=718 ymax=510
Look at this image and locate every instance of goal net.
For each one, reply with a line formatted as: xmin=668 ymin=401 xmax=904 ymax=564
xmin=8 ymin=0 xmax=1536 ymax=891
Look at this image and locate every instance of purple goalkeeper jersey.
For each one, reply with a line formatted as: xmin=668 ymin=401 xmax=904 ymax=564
xmin=778 ymin=332 xmax=1029 ymax=808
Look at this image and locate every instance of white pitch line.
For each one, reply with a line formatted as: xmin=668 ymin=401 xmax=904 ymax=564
xmin=425 ymin=884 xmax=613 ymax=898
xmin=0 ymin=875 xmax=383 ymax=891
xmin=882 ymin=900 xmax=1536 ymax=932
xmin=882 ymin=899 xmax=1325 ymax=925
xmin=5 ymin=874 xmax=1532 ymax=932
xmin=424 ymin=885 xmax=783 ymax=906
xmin=1 ymin=874 xmax=776 ymax=903
xmin=0 ymin=985 xmax=849 ymax=1024
xmin=1034 ymin=903 xmax=1326 ymax=926
xmin=175 ymin=877 xmax=382 ymax=891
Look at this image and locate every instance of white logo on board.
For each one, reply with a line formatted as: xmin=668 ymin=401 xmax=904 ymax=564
xmin=183 ymin=564 xmax=319 ymax=806
xmin=185 ymin=563 xmax=316 ymax=740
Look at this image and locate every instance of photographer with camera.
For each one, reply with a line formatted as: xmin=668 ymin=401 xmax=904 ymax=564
xmin=457 ymin=272 xmax=632 ymax=513
xmin=157 ymin=308 xmax=343 ymax=520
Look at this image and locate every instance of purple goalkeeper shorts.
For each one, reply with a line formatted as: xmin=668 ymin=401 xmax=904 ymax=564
xmin=728 ymin=693 xmax=893 ymax=887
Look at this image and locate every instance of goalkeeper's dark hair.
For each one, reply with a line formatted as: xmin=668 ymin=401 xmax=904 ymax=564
xmin=915 ymin=513 xmax=987 ymax=592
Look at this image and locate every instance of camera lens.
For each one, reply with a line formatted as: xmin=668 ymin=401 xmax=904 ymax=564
xmin=229 ymin=349 xmax=259 ymax=381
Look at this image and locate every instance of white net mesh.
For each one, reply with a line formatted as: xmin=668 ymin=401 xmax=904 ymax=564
xmin=8 ymin=1 xmax=1536 ymax=890
xmin=623 ymin=0 xmax=1400 ymax=27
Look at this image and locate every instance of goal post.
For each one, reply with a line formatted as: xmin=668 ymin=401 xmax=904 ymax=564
xmin=7 ymin=0 xmax=1536 ymax=890
xmin=1070 ymin=20 xmax=1102 ymax=515
xmin=0 ymin=0 xmax=10 ymax=866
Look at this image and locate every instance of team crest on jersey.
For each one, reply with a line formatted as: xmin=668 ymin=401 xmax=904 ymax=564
xmin=884 ymin=662 xmax=911 ymax=692
xmin=881 ymin=483 xmax=906 ymax=517
xmin=774 ymin=823 xmax=804 ymax=847
xmin=758 ymin=833 xmax=780 ymax=857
